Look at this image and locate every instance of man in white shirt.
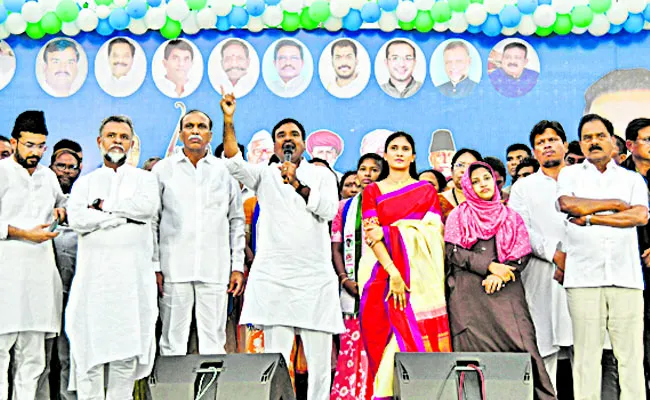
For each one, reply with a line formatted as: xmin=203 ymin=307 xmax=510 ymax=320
xmin=66 ymin=115 xmax=159 ymax=399
xmin=326 ymin=39 xmax=365 ymax=99
xmin=220 ymin=92 xmax=344 ymax=400
xmin=0 ymin=110 xmax=65 ymax=400
xmin=268 ymin=39 xmax=310 ymax=98
xmin=159 ymin=39 xmax=199 ymax=98
xmin=152 ymin=109 xmax=245 ymax=355
xmin=509 ymin=120 xmax=573 ymax=391
xmin=557 ymin=113 xmax=649 ymax=400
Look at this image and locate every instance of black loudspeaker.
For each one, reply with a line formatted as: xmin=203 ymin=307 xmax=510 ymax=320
xmin=149 ymin=354 xmax=295 ymax=400
xmin=393 ymin=352 xmax=534 ymax=400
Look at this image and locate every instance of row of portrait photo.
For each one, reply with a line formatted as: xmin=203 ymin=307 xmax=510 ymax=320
xmin=0 ymin=35 xmax=541 ymax=100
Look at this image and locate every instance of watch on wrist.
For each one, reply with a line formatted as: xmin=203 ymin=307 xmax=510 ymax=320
xmin=585 ymin=215 xmax=592 ymax=226
xmin=91 ymin=198 xmax=102 ymax=210
xmin=295 ymin=181 xmax=307 ymax=192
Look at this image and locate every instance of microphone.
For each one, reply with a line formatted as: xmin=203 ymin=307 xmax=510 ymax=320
xmin=283 ymin=142 xmax=295 ymax=163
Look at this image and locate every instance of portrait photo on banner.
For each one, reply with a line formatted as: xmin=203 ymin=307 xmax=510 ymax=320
xmin=95 ymin=37 xmax=147 ymax=98
xmin=375 ymin=38 xmax=426 ymax=99
xmin=318 ymin=38 xmax=371 ymax=99
xmin=208 ymin=38 xmax=260 ymax=99
xmin=488 ymin=38 xmax=541 ymax=98
xmin=360 ymin=128 xmax=394 ymax=156
xmin=152 ymin=38 xmax=204 ymax=99
xmin=262 ymin=37 xmax=313 ymax=98
xmin=306 ymin=129 xmax=345 ymax=175
xmin=430 ymin=39 xmax=482 ymax=99
xmin=35 ymin=37 xmax=88 ymax=98
xmin=0 ymin=40 xmax=16 ymax=92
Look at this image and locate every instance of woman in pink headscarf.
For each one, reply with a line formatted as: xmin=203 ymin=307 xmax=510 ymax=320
xmin=444 ymin=161 xmax=556 ymax=400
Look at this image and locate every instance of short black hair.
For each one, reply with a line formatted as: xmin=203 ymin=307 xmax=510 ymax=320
xmin=484 ymin=156 xmax=507 ymax=179
xmin=271 ymin=118 xmax=306 ymax=142
xmin=43 ymin=38 xmax=79 ymax=63
xmin=180 ymin=109 xmax=213 ymax=132
xmin=503 ymin=42 xmax=528 ymax=58
xmin=108 ymin=37 xmax=135 ymax=58
xmin=451 ymin=148 xmax=483 ymax=169
xmin=613 ymin=135 xmax=627 ymax=156
xmin=357 ymin=153 xmax=382 ymax=170
xmin=567 ymin=140 xmax=583 ymax=156
xmin=12 ymin=110 xmax=48 ymax=139
xmin=529 ymin=120 xmax=567 ymax=147
xmin=0 ymin=135 xmax=10 ymax=144
xmin=514 ymin=157 xmax=540 ymax=177
xmin=584 ymin=68 xmax=650 ymax=113
xmin=308 ymin=157 xmax=331 ymax=168
xmin=378 ymin=132 xmax=419 ymax=181
xmin=53 ymin=138 xmax=82 ymax=155
xmin=418 ymin=169 xmax=447 ymax=191
xmin=385 ymin=39 xmax=415 ymax=59
xmin=214 ymin=142 xmax=245 ymax=158
xmin=221 ymin=39 xmax=249 ymax=59
xmin=274 ymin=39 xmax=303 ymax=61
xmin=164 ymin=39 xmax=193 ymax=61
xmin=331 ymin=39 xmax=357 ymax=58
xmin=625 ymin=118 xmax=650 ymax=142
xmin=338 ymin=170 xmax=357 ymax=197
xmin=578 ymin=114 xmax=614 ymax=140
xmin=506 ymin=143 xmax=532 ymax=157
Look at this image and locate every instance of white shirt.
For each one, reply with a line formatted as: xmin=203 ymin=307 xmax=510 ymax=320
xmin=66 ymin=164 xmax=158 ymax=377
xmin=157 ymin=74 xmax=201 ymax=99
xmin=98 ymin=73 xmax=141 ymax=98
xmin=0 ymin=158 xmax=65 ymax=336
xmin=556 ymin=160 xmax=648 ymax=289
xmin=267 ymin=75 xmax=310 ymax=98
xmin=326 ymin=75 xmax=366 ymax=99
xmin=152 ymin=152 xmax=245 ymax=284
xmin=224 ymin=152 xmax=345 ymax=334
xmin=509 ymin=170 xmax=573 ymax=356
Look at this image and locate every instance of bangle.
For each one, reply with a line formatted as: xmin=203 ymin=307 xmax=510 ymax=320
xmin=338 ymin=272 xmax=347 ymax=279
xmin=341 ymin=277 xmax=350 ymax=285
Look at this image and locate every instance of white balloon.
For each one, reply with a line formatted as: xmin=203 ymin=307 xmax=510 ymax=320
xmin=330 ymin=0 xmax=351 ymax=18
xmin=396 ymin=1 xmax=417 ymax=22
xmin=262 ymin=5 xmax=283 ymax=26
xmin=182 ymin=12 xmax=200 ymax=34
xmin=465 ymin=3 xmax=487 ymax=25
xmin=304 ymin=0 xmax=315 ymax=5
xmin=378 ymin=11 xmax=398 ymax=32
xmin=78 ymin=8 xmax=99 ymax=31
xmin=209 ymin=0 xmax=233 ymax=17
xmin=62 ymin=21 xmax=80 ymax=36
xmin=533 ymin=4 xmax=556 ymax=27
xmin=324 ymin=15 xmax=342 ymax=31
xmin=128 ymin=18 xmax=148 ymax=34
xmin=449 ymin=12 xmax=468 ymax=33
xmin=0 ymin=25 xmax=9 ymax=40
xmin=517 ymin=14 xmax=537 ymax=35
xmin=571 ymin=26 xmax=587 ymax=33
xmin=415 ymin=0 xmax=435 ymax=10
xmin=625 ymin=0 xmax=646 ymax=13
xmin=145 ymin=7 xmax=167 ymax=29
xmin=607 ymin=2 xmax=628 ymax=25
xmin=114 ymin=0 xmax=129 ymax=8
xmin=247 ymin=15 xmax=265 ymax=32
xmin=167 ymin=0 xmax=190 ymax=21
xmin=96 ymin=5 xmax=111 ymax=19
xmin=197 ymin=7 xmax=217 ymax=28
xmin=501 ymin=26 xmax=517 ymax=35
xmin=282 ymin=0 xmax=303 ymax=13
xmin=645 ymin=20 xmax=650 ymax=29
xmin=573 ymin=0 xmax=588 ymax=5
xmin=39 ymin=0 xmax=59 ymax=12
xmin=505 ymin=0 xmax=517 ymax=5
xmin=349 ymin=0 xmax=366 ymax=9
xmin=484 ymin=0 xmax=505 ymax=15
xmin=232 ymin=0 xmax=246 ymax=6
xmin=21 ymin=2 xmax=43 ymax=24
xmin=433 ymin=22 xmax=449 ymax=32
xmin=5 ymin=14 xmax=26 ymax=35
xmin=552 ymin=0 xmax=574 ymax=15
xmin=588 ymin=13 xmax=610 ymax=35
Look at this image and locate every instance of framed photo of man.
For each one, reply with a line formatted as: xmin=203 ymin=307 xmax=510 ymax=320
xmin=152 ymin=38 xmax=204 ymax=99
xmin=36 ymin=38 xmax=88 ymax=98
xmin=95 ymin=37 xmax=147 ymax=98
xmin=318 ymin=38 xmax=371 ymax=99
xmin=374 ymin=38 xmax=426 ymax=99
xmin=208 ymin=38 xmax=260 ymax=99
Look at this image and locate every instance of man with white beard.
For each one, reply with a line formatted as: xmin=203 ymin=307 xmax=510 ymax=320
xmin=66 ymin=115 xmax=159 ymax=399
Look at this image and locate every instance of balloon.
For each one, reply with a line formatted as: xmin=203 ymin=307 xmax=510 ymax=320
xmin=342 ymin=8 xmax=362 ymax=30
xmin=481 ymin=13 xmax=501 ymax=35
xmin=5 ymin=13 xmax=26 ymax=34
xmin=61 ymin=21 xmax=80 ymax=35
xmin=361 ymin=2 xmax=381 ymax=22
xmin=415 ymin=0 xmax=435 ymax=9
xmin=378 ymin=11 xmax=398 ymax=31
xmin=228 ymin=6 xmax=249 ymax=27
xmin=330 ymin=0 xmax=351 ymax=18
xmin=608 ymin=21 xmax=623 ymax=32
xmin=518 ymin=13 xmax=537 ymax=33
xmin=216 ymin=15 xmax=230 ymax=30
xmin=247 ymin=15 xmax=265 ymax=31
xmin=484 ymin=0 xmax=505 ymax=14
xmin=431 ymin=1 xmax=452 ymax=22
xmin=144 ymin=7 xmax=166 ymax=29
xmin=413 ymin=9 xmax=434 ymax=31
xmin=128 ymin=17 xmax=148 ymax=34
xmin=78 ymin=8 xmax=98 ymax=31
xmin=398 ymin=18 xmax=416 ymax=29
xmin=127 ymin=0 xmax=148 ymax=19
xmin=282 ymin=0 xmax=302 ymax=13
xmin=187 ymin=0 xmax=207 ymax=10
xmin=624 ymin=12 xmax=644 ymax=31
xmin=299 ymin=7 xmax=318 ymax=28
xmin=210 ymin=0 xmax=232 ymax=16
xmin=25 ymin=22 xmax=46 ymax=39
xmin=517 ymin=0 xmax=538 ymax=14
xmin=627 ymin=0 xmax=646 ymax=13
xmin=553 ymin=12 xmax=573 ymax=33
xmin=571 ymin=4 xmax=593 ymax=27
xmin=281 ymin=11 xmax=300 ymax=31
xmin=324 ymin=15 xmax=343 ymax=30
xmin=571 ymin=25 xmax=587 ymax=32
xmin=232 ymin=0 xmax=246 ymax=6
xmin=55 ymin=0 xmax=79 ymax=23
xmin=433 ymin=21 xmax=449 ymax=31
xmin=0 ymin=5 xmax=7 ymax=25
xmin=588 ymin=12 xmax=610 ymax=34
xmin=396 ymin=0 xmax=417 ymax=21
xmin=538 ymin=0 xmax=552 ymax=5
xmin=265 ymin=0 xmax=281 ymax=4
xmin=109 ymin=8 xmax=130 ymax=30
xmin=449 ymin=11 xmax=469 ymax=32
xmin=449 ymin=0 xmax=470 ymax=12
xmin=3 ymin=0 xmax=25 ymax=14
xmin=96 ymin=5 xmax=111 ymax=19
xmin=246 ymin=0 xmax=266 ymax=16
xmin=95 ymin=0 xmax=113 ymax=5
xmin=114 ymin=0 xmax=128 ymax=7
xmin=147 ymin=0 xmax=162 ymax=6
xmin=96 ymin=18 xmax=115 ymax=35
xmin=644 ymin=4 xmax=650 ymax=21
xmin=552 ymin=0 xmax=573 ymax=14
xmin=533 ymin=4 xmax=556 ymax=27
xmin=197 ymin=7 xmax=217 ymax=27
xmin=309 ymin=0 xmax=330 ymax=21
xmin=0 ymin=25 xmax=9 ymax=40
xmin=465 ymin=3 xmax=487 ymax=24
xmin=606 ymin=1 xmax=628 ymax=24
xmin=589 ymin=0 xmax=611 ymax=13
xmin=378 ymin=0 xmax=399 ymax=12
xmin=466 ymin=23 xmax=481 ymax=32
xmin=501 ymin=26 xmax=517 ymax=34
xmin=349 ymin=0 xmax=366 ymax=9
xmin=161 ymin=16 xmax=182 ymax=37
xmin=263 ymin=5 xmax=283 ymax=25
xmin=499 ymin=4 xmax=521 ymax=26
xmin=536 ymin=24 xmax=554 ymax=35
xmin=167 ymin=0 xmax=190 ymax=21
xmin=22 ymin=2 xmax=44 ymax=24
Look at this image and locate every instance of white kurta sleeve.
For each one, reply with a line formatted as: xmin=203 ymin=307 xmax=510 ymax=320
xmin=630 ymin=173 xmax=650 ymax=208
xmin=555 ymin=167 xmax=574 ymax=211
xmin=105 ymin=172 xmax=160 ymax=222
xmin=305 ymin=168 xmax=339 ymax=222
xmin=224 ymin=152 xmax=264 ymax=192
xmin=68 ymin=175 xmax=126 ymax=234
xmin=228 ymin=176 xmax=245 ymax=274
xmin=0 ymin=166 xmax=9 ymax=240
xmin=150 ymin=170 xmax=163 ymax=272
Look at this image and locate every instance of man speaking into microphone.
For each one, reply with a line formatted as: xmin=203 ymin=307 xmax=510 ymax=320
xmin=219 ymin=91 xmax=344 ymax=400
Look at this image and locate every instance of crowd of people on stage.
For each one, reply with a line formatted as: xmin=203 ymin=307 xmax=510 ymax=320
xmin=1 ymin=95 xmax=650 ymax=400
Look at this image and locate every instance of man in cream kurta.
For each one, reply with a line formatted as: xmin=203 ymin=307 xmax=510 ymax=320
xmin=220 ymin=93 xmax=344 ymax=400
xmin=0 ymin=111 xmax=65 ymax=400
xmin=66 ymin=115 xmax=159 ymax=399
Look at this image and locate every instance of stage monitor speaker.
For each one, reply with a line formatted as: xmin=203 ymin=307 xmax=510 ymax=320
xmin=393 ymin=352 xmax=534 ymax=400
xmin=149 ymin=353 xmax=295 ymax=400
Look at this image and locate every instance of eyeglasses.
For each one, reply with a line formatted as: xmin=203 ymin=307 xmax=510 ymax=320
xmin=18 ymin=140 xmax=46 ymax=151
xmin=517 ymin=171 xmax=533 ymax=179
xmin=388 ymin=55 xmax=415 ymax=63
xmin=52 ymin=163 xmax=79 ymax=172
xmin=565 ymin=156 xmax=584 ymax=165
xmin=276 ymin=55 xmax=301 ymax=63
xmin=453 ymin=161 xmax=470 ymax=169
xmin=637 ymin=137 xmax=650 ymax=145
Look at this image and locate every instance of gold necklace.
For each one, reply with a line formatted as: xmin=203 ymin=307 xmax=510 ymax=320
xmin=387 ymin=176 xmax=412 ymax=185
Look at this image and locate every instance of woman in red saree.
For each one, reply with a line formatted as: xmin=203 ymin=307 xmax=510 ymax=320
xmin=359 ymin=132 xmax=451 ymax=399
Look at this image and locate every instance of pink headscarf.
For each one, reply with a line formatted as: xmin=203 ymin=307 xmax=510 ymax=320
xmin=444 ymin=162 xmax=532 ymax=263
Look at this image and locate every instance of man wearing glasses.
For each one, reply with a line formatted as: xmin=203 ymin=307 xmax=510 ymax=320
xmin=381 ymin=39 xmax=422 ymax=99
xmin=269 ymin=39 xmax=309 ymax=98
xmin=0 ymin=110 xmax=66 ymax=400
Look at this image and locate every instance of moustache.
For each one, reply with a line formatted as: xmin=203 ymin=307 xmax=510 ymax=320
xmin=589 ymin=145 xmax=603 ymax=152
xmin=54 ymin=72 xmax=70 ymax=77
xmin=337 ymin=65 xmax=352 ymax=70
xmin=507 ymin=63 xmax=518 ymax=68
xmin=225 ymin=67 xmax=246 ymax=73
xmin=281 ymin=66 xmax=295 ymax=70
xmin=113 ymin=62 xmax=129 ymax=67
xmin=109 ymin=144 xmax=125 ymax=152
xmin=188 ymin=135 xmax=202 ymax=141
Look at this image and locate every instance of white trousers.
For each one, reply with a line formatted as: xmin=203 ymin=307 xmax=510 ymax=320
xmin=76 ymin=357 xmax=137 ymax=400
xmin=263 ymin=325 xmax=332 ymax=400
xmin=159 ymin=282 xmax=228 ymax=356
xmin=542 ymin=351 xmax=559 ymax=393
xmin=0 ymin=331 xmax=45 ymax=400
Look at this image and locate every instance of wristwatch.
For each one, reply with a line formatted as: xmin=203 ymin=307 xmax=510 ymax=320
xmin=295 ymin=181 xmax=307 ymax=192
xmin=585 ymin=215 xmax=592 ymax=226
xmin=91 ymin=198 xmax=102 ymax=210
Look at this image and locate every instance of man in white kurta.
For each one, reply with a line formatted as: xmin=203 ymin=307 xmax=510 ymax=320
xmin=152 ymin=109 xmax=245 ymax=355
xmin=66 ymin=116 xmax=159 ymax=399
xmin=220 ymin=93 xmax=344 ymax=400
xmin=0 ymin=111 xmax=65 ymax=400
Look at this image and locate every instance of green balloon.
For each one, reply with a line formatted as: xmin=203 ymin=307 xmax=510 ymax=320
xmin=41 ymin=12 xmax=63 ymax=34
xmin=281 ymin=11 xmax=300 ymax=31
xmin=300 ymin=8 xmax=319 ymax=30
xmin=571 ymin=5 xmax=593 ymax=28
xmin=553 ymin=13 xmax=573 ymax=35
xmin=414 ymin=10 xmax=434 ymax=32
xmin=589 ymin=0 xmax=611 ymax=14
xmin=431 ymin=1 xmax=452 ymax=23
xmin=55 ymin=0 xmax=79 ymax=23
xmin=449 ymin=0 xmax=470 ymax=12
xmin=94 ymin=0 xmax=113 ymax=6
xmin=187 ymin=0 xmax=207 ymax=10
xmin=398 ymin=19 xmax=416 ymax=30
xmin=309 ymin=0 xmax=330 ymax=22
xmin=26 ymin=22 xmax=46 ymax=39
xmin=469 ymin=0 xmax=483 ymax=4
xmin=536 ymin=25 xmax=554 ymax=36
xmin=160 ymin=17 xmax=181 ymax=39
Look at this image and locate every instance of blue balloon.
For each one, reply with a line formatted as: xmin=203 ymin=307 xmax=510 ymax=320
xmin=109 ymin=8 xmax=130 ymax=30
xmin=538 ymin=0 xmax=552 ymax=5
xmin=517 ymin=0 xmax=537 ymax=14
xmin=216 ymin=15 xmax=230 ymax=31
xmin=97 ymin=18 xmax=115 ymax=36
xmin=228 ymin=6 xmax=249 ymax=28
xmin=624 ymin=12 xmax=644 ymax=33
xmin=361 ymin=2 xmax=381 ymax=23
xmin=499 ymin=5 xmax=521 ymax=27
xmin=643 ymin=4 xmax=650 ymax=22
xmin=608 ymin=23 xmax=623 ymax=34
xmin=4 ymin=0 xmax=25 ymax=13
xmin=147 ymin=0 xmax=162 ymax=7
xmin=343 ymin=9 xmax=363 ymax=30
xmin=127 ymin=0 xmax=148 ymax=19
xmin=481 ymin=14 xmax=502 ymax=36
xmin=378 ymin=0 xmax=399 ymax=12
xmin=264 ymin=0 xmax=281 ymax=5
xmin=0 ymin=4 xmax=7 ymax=24
xmin=467 ymin=24 xmax=482 ymax=33
xmin=247 ymin=0 xmax=265 ymax=17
